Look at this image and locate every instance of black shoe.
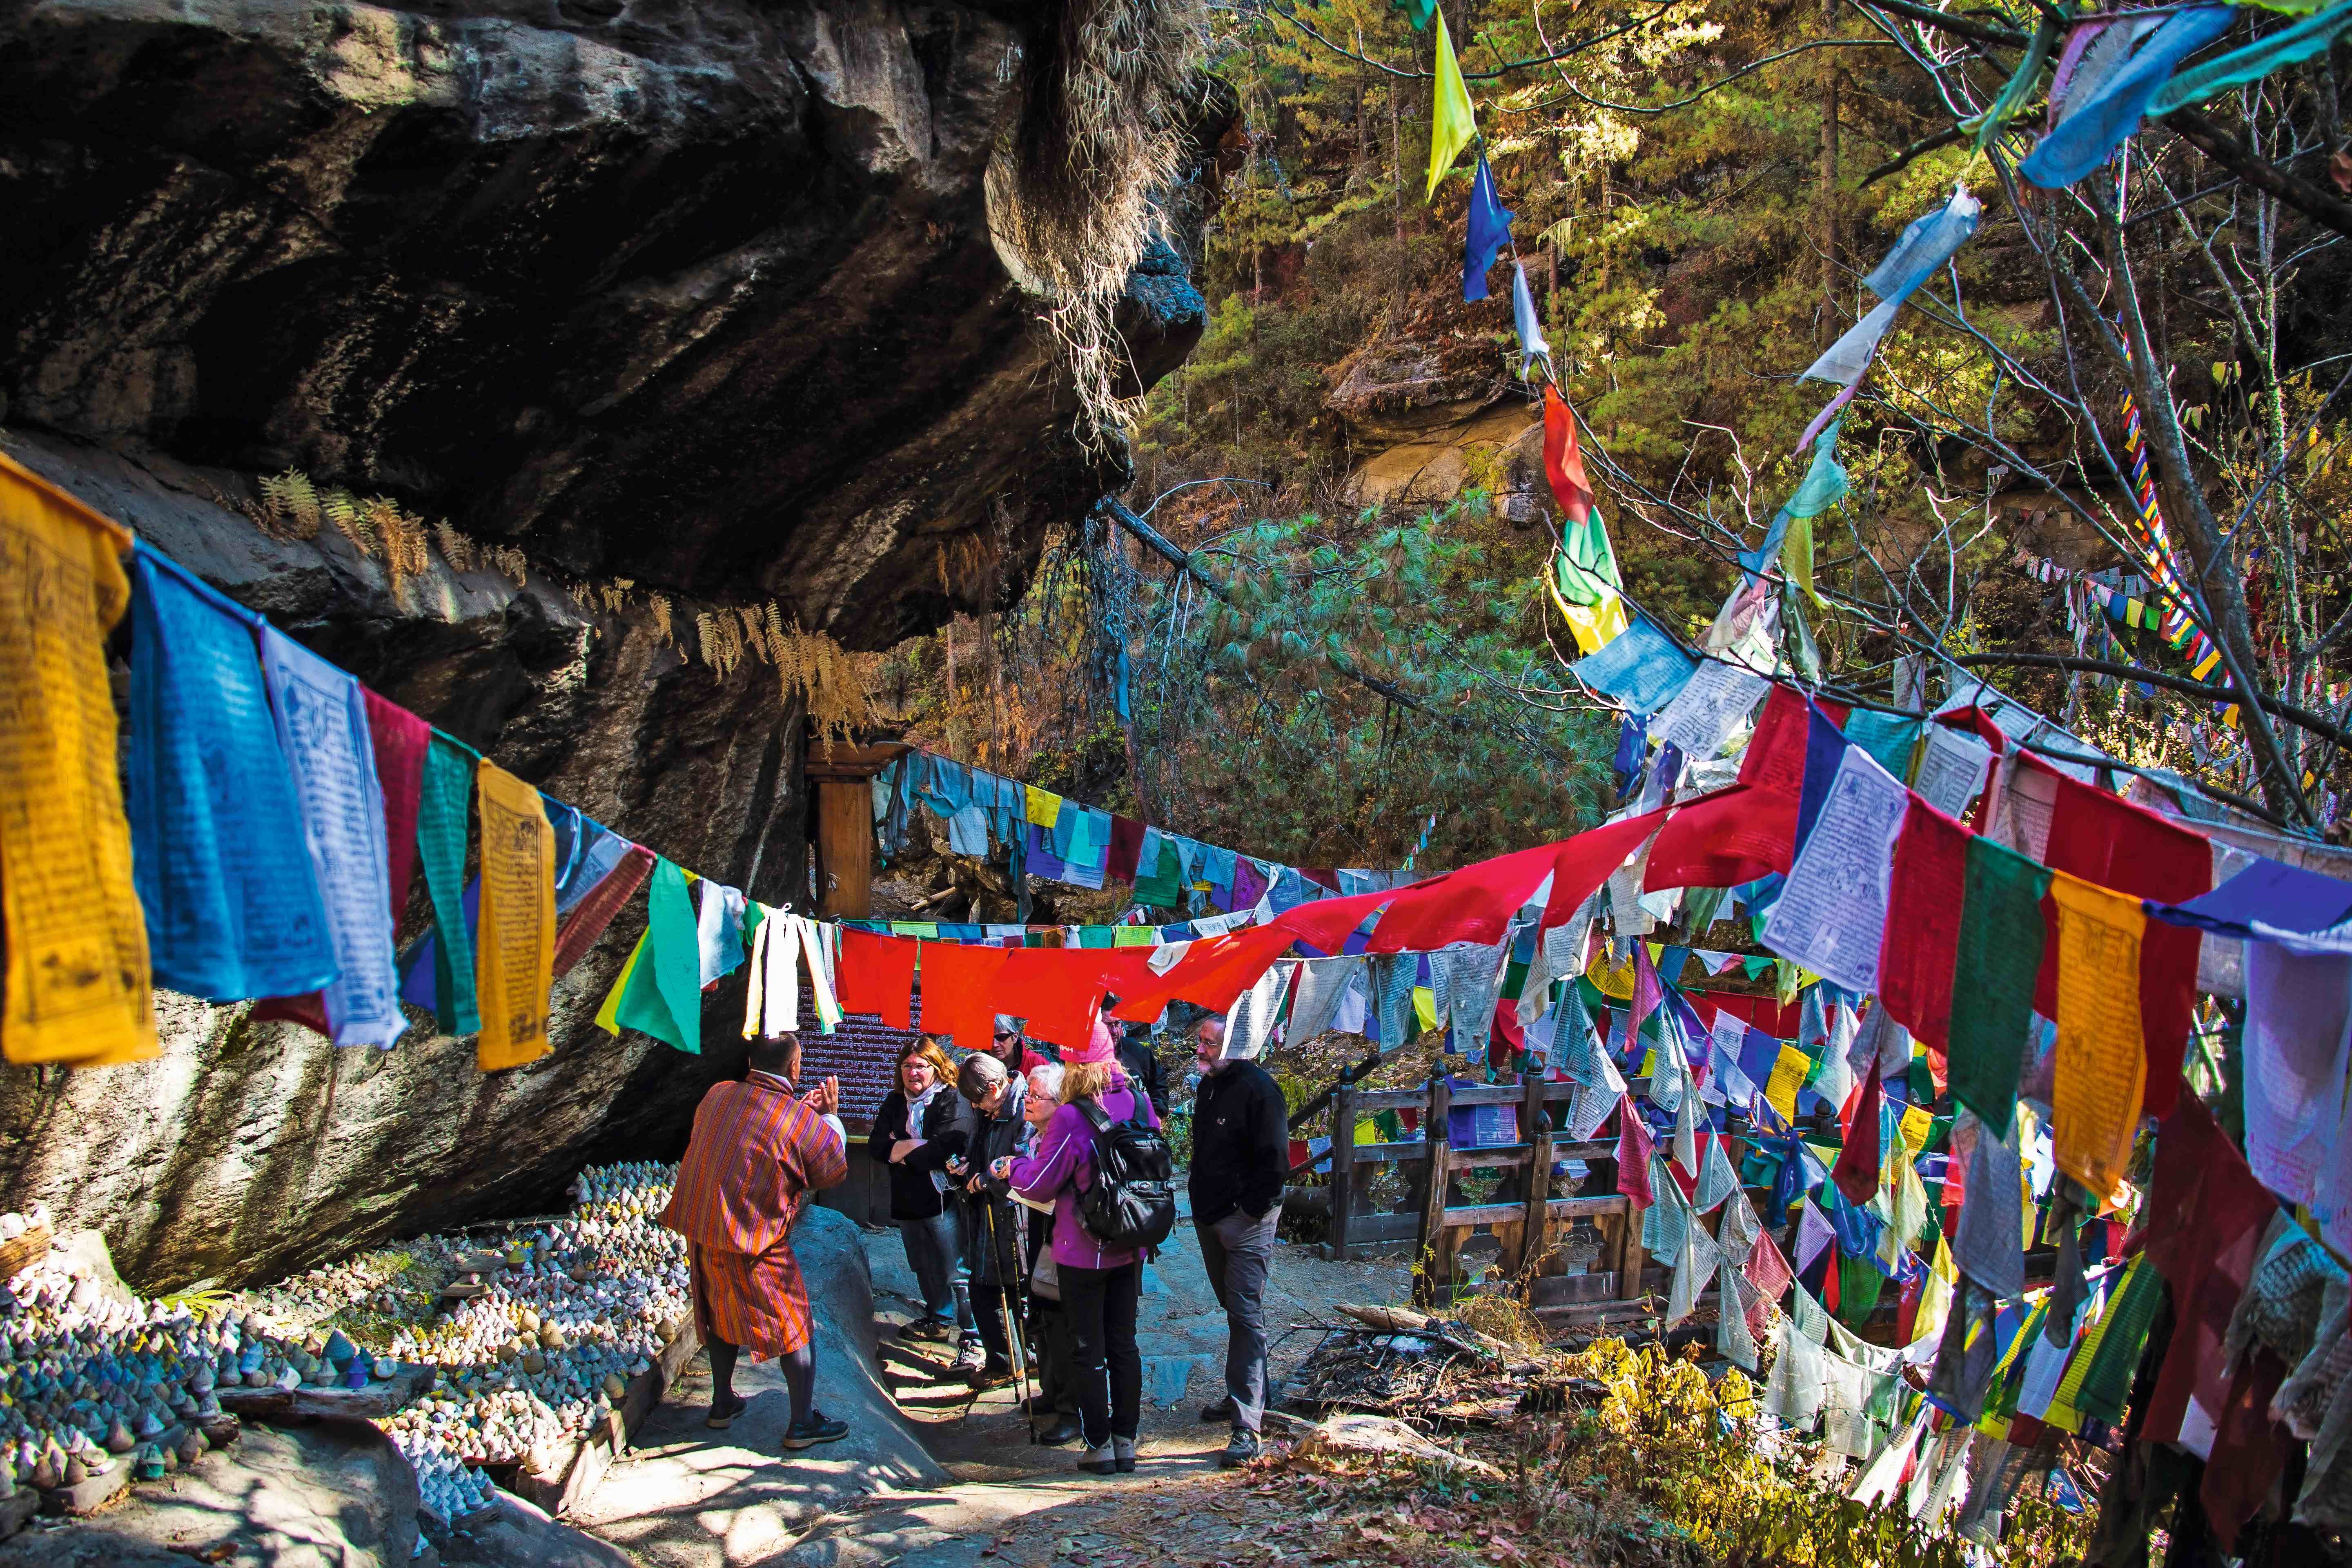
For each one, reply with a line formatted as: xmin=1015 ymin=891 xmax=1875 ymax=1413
xmin=967 ymin=1356 xmax=1014 ymax=1390
xmin=782 ymin=1410 xmax=849 ymax=1450
xmin=1035 ymin=1416 xmax=1082 ymax=1447
xmin=1114 ymin=1437 xmax=1137 ymax=1474
xmin=705 ymin=1393 xmax=747 ymax=1429
xmin=1018 ymin=1394 xmax=1059 ymax=1417
xmin=1198 ymin=1397 xmax=1234 ymax=1423
xmin=902 ymin=1319 xmax=954 ymax=1344
xmin=1220 ymin=1428 xmax=1261 ymax=1468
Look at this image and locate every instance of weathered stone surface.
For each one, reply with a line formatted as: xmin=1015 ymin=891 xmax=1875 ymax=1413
xmin=1326 ymin=335 xmax=1505 ymax=446
xmin=0 ymin=0 xmax=1225 ymax=1290
xmin=1 ymin=0 xmax=1223 ymax=650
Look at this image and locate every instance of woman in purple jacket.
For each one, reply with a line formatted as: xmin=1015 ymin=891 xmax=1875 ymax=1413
xmin=997 ymin=1019 xmax=1160 ymax=1475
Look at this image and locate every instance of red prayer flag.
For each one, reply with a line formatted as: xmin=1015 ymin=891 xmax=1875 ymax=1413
xmin=1615 ymin=1096 xmax=1655 ymax=1204
xmin=1543 ymin=384 xmax=1596 ymax=523
xmin=1108 ymin=924 xmax=1296 ymax=1021
xmin=918 ymin=940 xmax=1008 ymax=1052
xmin=1831 ymin=1060 xmax=1883 ymax=1205
xmin=553 ymin=844 xmax=653 ymax=978
xmin=837 ymin=930 xmax=918 ymax=1029
xmin=1643 ymin=784 xmax=1796 ymax=888
xmin=2140 ymin=1094 xmax=2280 ymax=1452
xmin=1370 ymin=841 xmax=1577 ymax=953
xmin=1275 ymin=884 xmax=1400 ymax=953
xmin=1740 ymin=685 xmax=1811 ymax=797
xmin=364 ymin=691 xmax=431 ymax=933
xmin=1877 ymin=797 xmax=1969 ymax=1054
xmin=2029 ymin=760 xmax=2212 ymax=1116
xmin=1106 ymin=815 xmax=1146 ymax=882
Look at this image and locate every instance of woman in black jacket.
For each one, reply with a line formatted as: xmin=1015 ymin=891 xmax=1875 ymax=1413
xmin=867 ymin=1038 xmax=981 ymax=1365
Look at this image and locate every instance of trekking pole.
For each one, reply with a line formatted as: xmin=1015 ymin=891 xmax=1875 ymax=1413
xmin=983 ymin=1197 xmax=1039 ymax=1444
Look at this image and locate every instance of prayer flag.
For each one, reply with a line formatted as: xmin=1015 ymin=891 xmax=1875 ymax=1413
xmin=1615 ymin=1096 xmax=1655 ymax=1205
xmin=126 ymin=546 xmax=338 ymax=1004
xmin=473 ymin=760 xmax=555 ymax=1070
xmin=1572 ymin=614 xmax=1693 ymax=709
xmin=554 ymin=842 xmax=653 ymax=978
xmin=604 ymin=857 xmax=702 ymax=1052
xmin=919 ymin=939 xmax=1008 ymax=1051
xmin=2049 ymin=872 xmax=2148 ymax=1202
xmin=1832 ymin=1060 xmax=1885 ymax=1206
xmin=838 ymin=930 xmax=918 ymax=1028
xmin=1946 ymin=836 xmax=2051 ymax=1137
xmin=259 ymin=627 xmax=405 ymax=1048
xmin=0 ymin=453 xmax=154 ymax=1067
xmin=1510 ymin=262 xmax=1550 ymax=378
xmin=415 ymin=736 xmax=481 ymax=1034
xmin=1462 ymin=154 xmax=1513 ymax=300
xmin=1801 ymin=185 xmax=1982 ymax=387
xmin=1766 ymin=1044 xmax=1812 ymax=1122
xmin=2020 ymin=8 xmax=2240 ymax=188
xmin=1877 ymin=797 xmax=1969 ymax=1054
xmin=1425 ymin=11 xmax=1477 ymax=201
xmin=1764 ymin=744 xmax=1907 ymax=993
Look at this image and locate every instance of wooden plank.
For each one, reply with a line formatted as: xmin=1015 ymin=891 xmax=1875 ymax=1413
xmin=800 ymin=742 xmax=912 ymax=780
xmin=1412 ymin=1076 xmax=1452 ymax=1308
xmin=514 ymin=1322 xmax=701 ymax=1517
xmin=1440 ymin=1195 xmax=1629 ymax=1227
xmin=1348 ymin=1088 xmax=1427 ymax=1112
xmin=1443 ymin=1082 xmax=1528 ymax=1107
xmin=1446 ymin=1144 xmax=1533 ymax=1172
xmin=1517 ymin=1071 xmax=1553 ymax=1277
xmin=1329 ymin=1084 xmax=1357 ymax=1263
xmin=1527 ymin=1271 xmax=1621 ymax=1307
xmin=1349 ymin=1212 xmax=1421 ymax=1243
xmin=1350 ymin=1141 xmax=1430 ymax=1163
xmin=218 ymin=1364 xmax=434 ymax=1422
xmin=815 ymin=779 xmax=874 ymax=918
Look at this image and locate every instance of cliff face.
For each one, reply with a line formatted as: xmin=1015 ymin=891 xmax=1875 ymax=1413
xmin=0 ymin=0 xmax=1223 ymax=1288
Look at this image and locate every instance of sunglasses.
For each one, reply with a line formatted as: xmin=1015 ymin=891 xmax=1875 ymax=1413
xmin=993 ymin=1031 xmax=1017 ymax=1041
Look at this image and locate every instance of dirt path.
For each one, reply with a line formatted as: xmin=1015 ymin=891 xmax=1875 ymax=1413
xmin=579 ymin=1203 xmax=1408 ymax=1567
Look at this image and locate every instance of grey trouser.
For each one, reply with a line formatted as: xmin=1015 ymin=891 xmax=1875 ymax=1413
xmin=1196 ymin=1206 xmax=1279 ymax=1432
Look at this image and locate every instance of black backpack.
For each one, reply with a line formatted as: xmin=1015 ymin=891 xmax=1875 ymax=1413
xmin=1073 ymin=1098 xmax=1178 ymax=1251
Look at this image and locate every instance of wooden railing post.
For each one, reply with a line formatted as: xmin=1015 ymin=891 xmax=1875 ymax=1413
xmin=1516 ymin=1070 xmax=1552 ymax=1278
xmin=1412 ymin=1074 xmax=1452 ymax=1307
xmin=1329 ymin=1082 xmax=1357 ymax=1262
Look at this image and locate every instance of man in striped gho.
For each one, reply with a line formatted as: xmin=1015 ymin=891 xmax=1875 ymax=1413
xmin=661 ymin=1031 xmax=851 ymax=1450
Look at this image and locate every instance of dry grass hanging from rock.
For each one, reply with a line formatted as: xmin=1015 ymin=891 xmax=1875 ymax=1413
xmin=991 ymin=0 xmax=1207 ymax=450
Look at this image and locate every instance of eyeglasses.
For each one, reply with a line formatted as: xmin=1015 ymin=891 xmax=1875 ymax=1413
xmin=993 ymin=1031 xmax=1016 ymax=1041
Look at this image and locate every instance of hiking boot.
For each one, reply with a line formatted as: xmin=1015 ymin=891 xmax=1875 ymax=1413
xmin=1113 ymin=1436 xmax=1137 ymax=1474
xmin=705 ymin=1393 xmax=748 ymax=1430
xmin=902 ymin=1319 xmax=954 ymax=1344
xmin=967 ymin=1356 xmax=1014 ymax=1390
xmin=1220 ymin=1428 xmax=1261 ymax=1469
xmin=1078 ymin=1441 xmax=1117 ymax=1475
xmin=782 ymin=1410 xmax=849 ymax=1450
xmin=1019 ymin=1394 xmax=1059 ymax=1417
xmin=1036 ymin=1416 xmax=1082 ymax=1447
xmin=1197 ymin=1397 xmax=1234 ymax=1423
xmin=953 ymin=1341 xmax=988 ymax=1376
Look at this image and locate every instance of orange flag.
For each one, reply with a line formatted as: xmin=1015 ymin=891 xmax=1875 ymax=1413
xmin=2050 ymin=872 xmax=2149 ymax=1203
xmin=474 ymin=760 xmax=556 ymax=1071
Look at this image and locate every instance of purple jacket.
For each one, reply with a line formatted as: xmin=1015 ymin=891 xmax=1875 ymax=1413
xmin=1009 ymin=1074 xmax=1160 ymax=1271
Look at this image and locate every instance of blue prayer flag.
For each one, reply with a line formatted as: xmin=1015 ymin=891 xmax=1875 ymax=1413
xmin=1572 ymin=615 xmax=1696 ymax=713
xmin=1462 ymin=155 xmax=1514 ymax=302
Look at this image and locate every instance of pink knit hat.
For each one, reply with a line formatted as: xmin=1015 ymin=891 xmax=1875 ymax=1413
xmin=1063 ymin=1016 xmax=1118 ymax=1066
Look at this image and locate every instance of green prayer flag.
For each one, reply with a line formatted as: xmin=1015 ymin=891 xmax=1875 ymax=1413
xmin=1946 ymin=836 xmax=2052 ymax=1138
xmin=1078 ymin=927 xmax=1114 ymax=949
xmin=1130 ymin=837 xmax=1181 ymax=909
xmin=1425 ymin=11 xmax=1477 ymax=202
xmin=614 ymin=858 xmax=703 ymax=1053
xmin=1971 ymin=16 xmax=2058 ymax=153
xmin=416 ymin=736 xmax=479 ymax=1035
xmin=2074 ymin=1256 xmax=2163 ymax=1426
xmin=1844 ymin=708 xmax=1922 ymax=784
xmin=1113 ymin=926 xmax=1154 ymax=947
xmin=2149 ymin=2 xmax=2352 ymax=119
xmin=1837 ymin=1256 xmax=1885 ymax=1327
xmin=1392 ymin=0 xmax=1437 ymax=29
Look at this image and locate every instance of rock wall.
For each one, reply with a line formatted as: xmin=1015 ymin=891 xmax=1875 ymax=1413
xmin=0 ymin=0 xmax=1225 ymax=1288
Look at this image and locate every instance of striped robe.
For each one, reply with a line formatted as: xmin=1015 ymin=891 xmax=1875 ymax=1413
xmin=661 ymin=1073 xmax=849 ymax=1356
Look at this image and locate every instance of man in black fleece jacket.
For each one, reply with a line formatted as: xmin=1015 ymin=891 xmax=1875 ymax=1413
xmin=1187 ymin=1015 xmax=1288 ymax=1467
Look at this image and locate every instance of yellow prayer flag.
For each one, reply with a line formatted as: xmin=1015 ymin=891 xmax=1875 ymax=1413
xmin=1588 ymin=947 xmax=1636 ymax=1000
xmin=1784 ymin=513 xmax=1827 ymax=610
xmin=1024 ymin=785 xmax=1061 ymax=827
xmin=1550 ymin=574 xmax=1630 ymax=656
xmin=1931 ymin=1234 xmax=1957 ymax=1285
xmin=1354 ymin=1119 xmax=1380 ymax=1146
xmin=1764 ymin=1045 xmax=1811 ymax=1122
xmin=1425 ymin=11 xmax=1478 ymax=202
xmin=2050 ymin=873 xmax=2149 ymax=1203
xmin=1899 ymin=1104 xmax=1933 ymax=1160
xmin=595 ymin=931 xmax=648 ymax=1036
xmin=0 ymin=453 xmax=156 ymax=1067
xmin=1412 ymin=985 xmax=1438 ymax=1032
xmin=474 ymin=760 xmax=556 ymax=1071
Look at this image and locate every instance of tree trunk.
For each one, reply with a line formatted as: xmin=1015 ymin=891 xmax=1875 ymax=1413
xmin=1818 ymin=0 xmax=1841 ymax=347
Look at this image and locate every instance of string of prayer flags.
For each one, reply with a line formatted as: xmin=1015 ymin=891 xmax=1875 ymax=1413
xmin=126 ymin=546 xmax=339 ymax=1004
xmin=472 ymin=760 xmax=556 ymax=1071
xmin=414 ymin=737 xmax=482 ymax=1034
xmin=1800 ymin=183 xmax=1982 ymax=396
xmin=258 ymin=626 xmax=406 ymax=1048
xmin=2049 ymin=873 xmax=2149 ymax=1203
xmin=2019 ymin=7 xmax=2238 ymax=189
xmin=0 ymin=452 xmax=155 ymax=1067
xmin=1424 ymin=10 xmax=1477 ymax=200
xmin=2147 ymin=2 xmax=2352 ymax=121
xmin=1945 ymin=837 xmax=2053 ymax=1137
xmin=1461 ymin=154 xmax=1512 ymax=301
xmin=599 ymin=858 xmax=703 ymax=1054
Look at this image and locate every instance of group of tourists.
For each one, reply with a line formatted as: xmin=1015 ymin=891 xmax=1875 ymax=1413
xmin=660 ymin=1009 xmax=1290 ymax=1476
